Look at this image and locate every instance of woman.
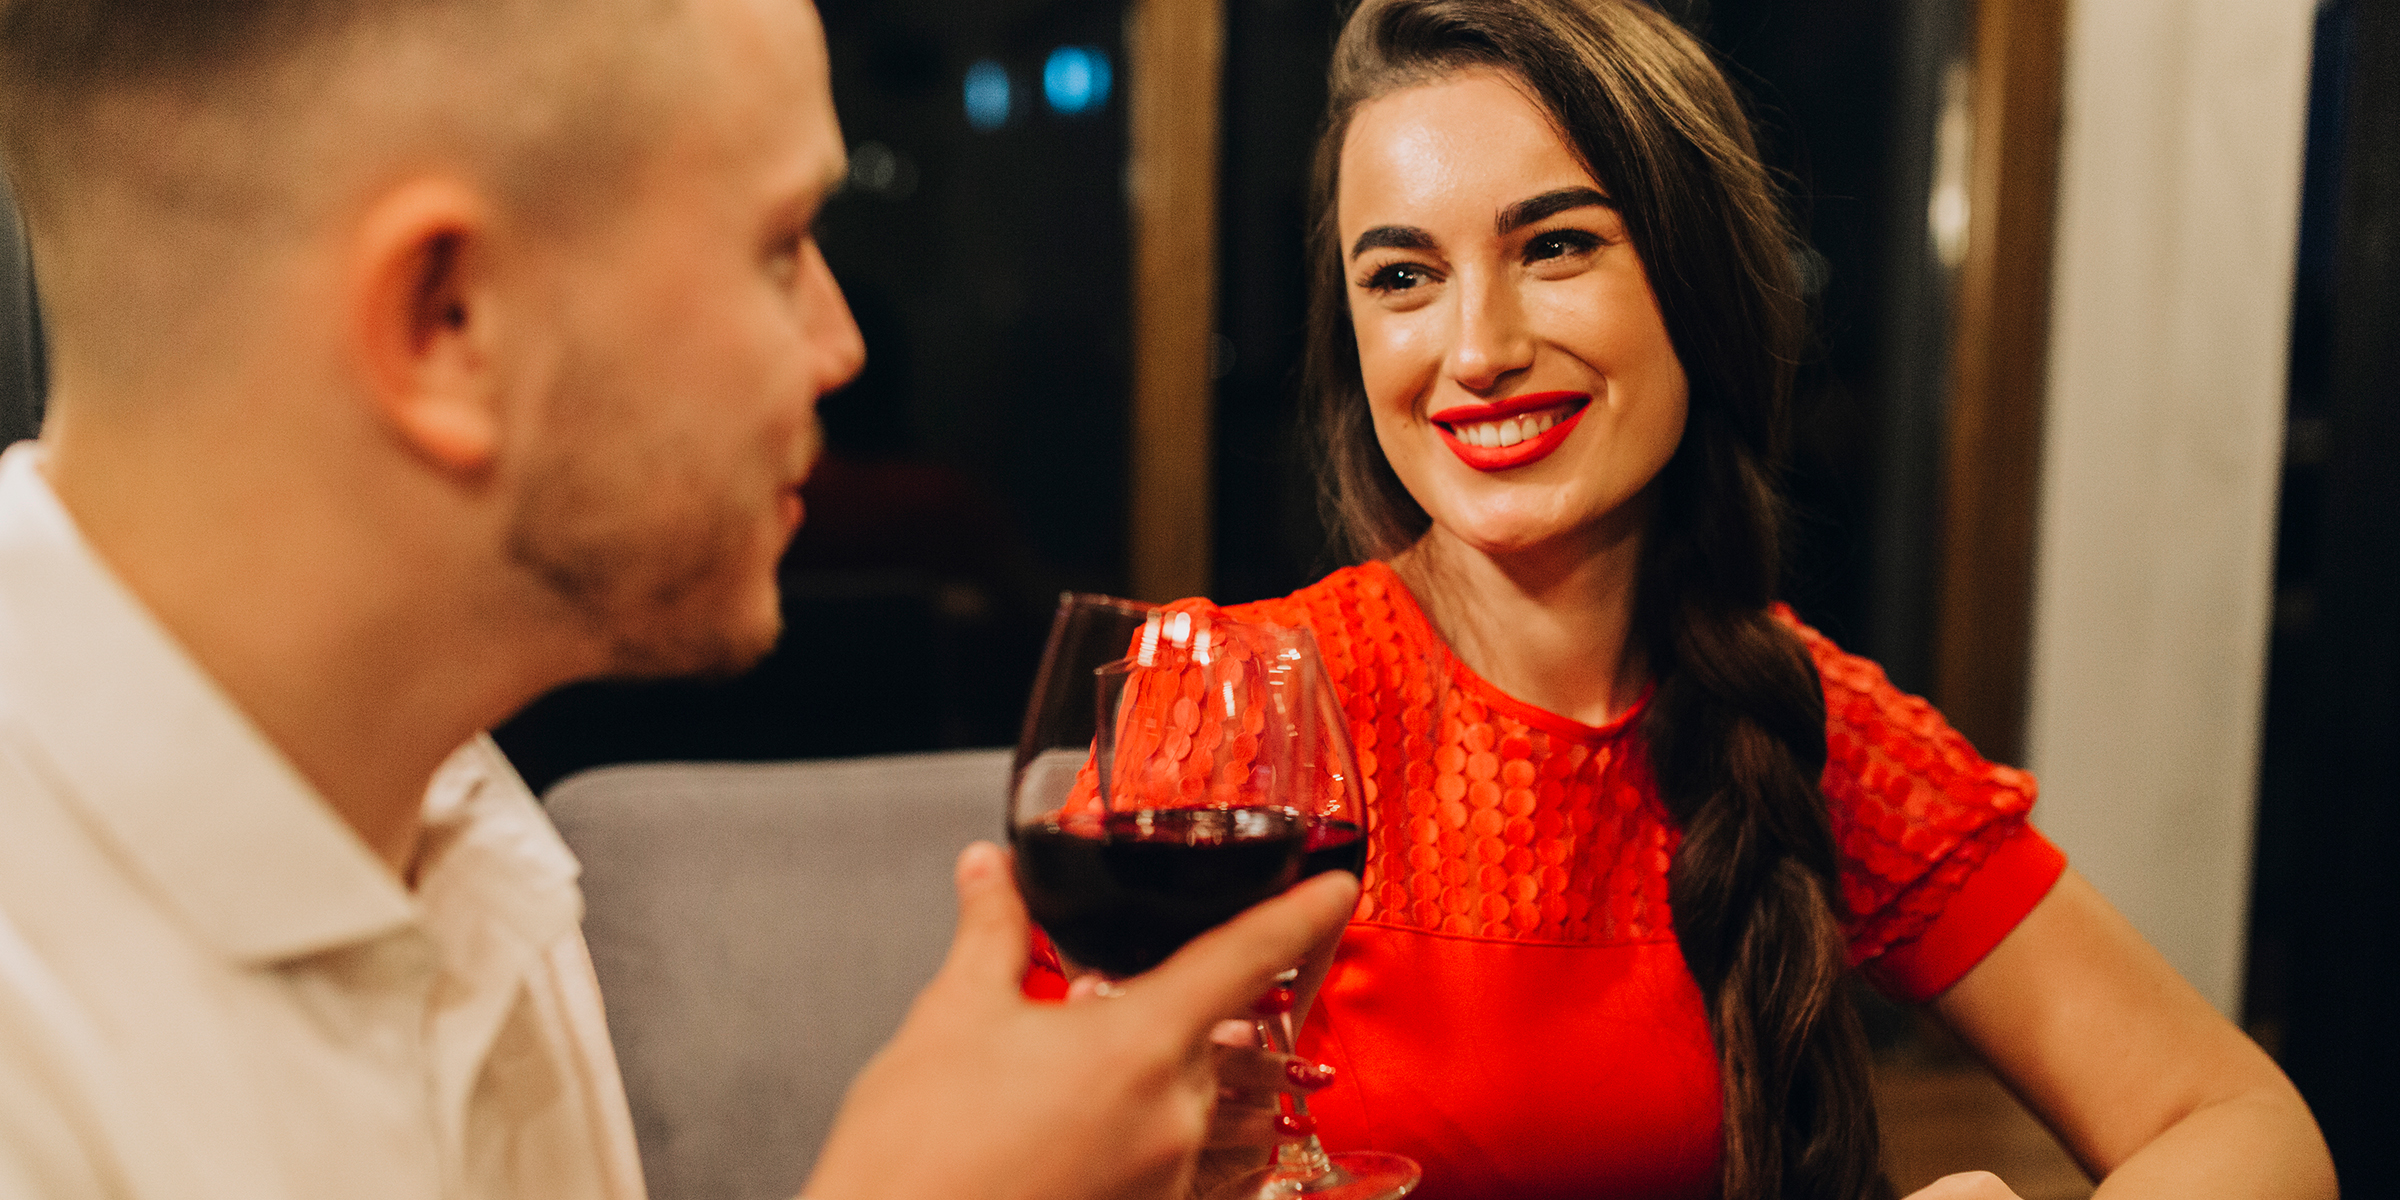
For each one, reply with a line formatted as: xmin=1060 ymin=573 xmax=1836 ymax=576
xmin=1047 ymin=1 xmax=2334 ymax=1196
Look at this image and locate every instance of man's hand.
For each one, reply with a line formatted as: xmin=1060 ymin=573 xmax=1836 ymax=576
xmin=1904 ymin=1172 xmax=2027 ymax=1200
xmin=802 ymin=841 xmax=1360 ymax=1200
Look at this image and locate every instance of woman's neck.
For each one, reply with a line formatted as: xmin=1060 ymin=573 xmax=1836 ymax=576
xmin=1391 ymin=514 xmax=1649 ymax=728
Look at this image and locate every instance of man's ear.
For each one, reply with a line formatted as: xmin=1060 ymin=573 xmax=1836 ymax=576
xmin=348 ymin=180 xmax=508 ymax=476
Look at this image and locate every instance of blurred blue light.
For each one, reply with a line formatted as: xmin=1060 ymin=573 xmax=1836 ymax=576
xmin=964 ymin=60 xmax=1011 ymax=131
xmin=1043 ymin=46 xmax=1112 ymax=115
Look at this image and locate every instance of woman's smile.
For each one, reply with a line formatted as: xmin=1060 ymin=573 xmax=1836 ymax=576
xmin=1430 ymin=390 xmax=1591 ymax=470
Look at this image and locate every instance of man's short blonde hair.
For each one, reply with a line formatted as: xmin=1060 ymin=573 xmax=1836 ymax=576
xmin=0 ymin=0 xmax=686 ymax=236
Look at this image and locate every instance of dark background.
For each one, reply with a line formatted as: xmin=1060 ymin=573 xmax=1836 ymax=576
xmin=2244 ymin=0 xmax=2400 ymax=1185
xmin=0 ymin=190 xmax=38 ymax=448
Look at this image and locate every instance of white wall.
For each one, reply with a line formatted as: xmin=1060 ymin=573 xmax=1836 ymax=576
xmin=2024 ymin=0 xmax=2318 ymax=1016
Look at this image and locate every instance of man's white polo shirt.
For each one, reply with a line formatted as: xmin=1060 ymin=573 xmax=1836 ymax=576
xmin=0 ymin=443 xmax=647 ymax=1199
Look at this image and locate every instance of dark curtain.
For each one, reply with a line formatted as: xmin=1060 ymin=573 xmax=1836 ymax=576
xmin=2248 ymin=0 xmax=2400 ymax=1188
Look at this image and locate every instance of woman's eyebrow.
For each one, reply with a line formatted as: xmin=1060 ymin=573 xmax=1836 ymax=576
xmin=1350 ymin=225 xmax=1436 ymax=260
xmin=1496 ymin=186 xmax=1611 ymax=234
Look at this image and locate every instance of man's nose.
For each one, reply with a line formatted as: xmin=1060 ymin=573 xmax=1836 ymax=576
xmin=805 ymin=242 xmax=867 ymax=396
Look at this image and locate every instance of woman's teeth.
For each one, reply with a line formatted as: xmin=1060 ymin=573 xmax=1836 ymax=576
xmin=1449 ymin=407 xmax=1567 ymax=449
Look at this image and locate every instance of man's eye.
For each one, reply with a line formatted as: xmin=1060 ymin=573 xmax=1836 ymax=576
xmin=765 ymin=232 xmax=803 ymax=287
xmin=1362 ymin=263 xmax=1430 ymax=292
xmin=1525 ymin=230 xmax=1603 ymax=263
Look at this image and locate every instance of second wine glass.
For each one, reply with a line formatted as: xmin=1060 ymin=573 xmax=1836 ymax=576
xmin=1216 ymin=627 xmax=1420 ymax=1200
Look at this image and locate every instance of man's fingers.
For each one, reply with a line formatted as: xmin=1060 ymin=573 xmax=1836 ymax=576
xmin=934 ymin=841 xmax=1031 ymax=990
xmin=1138 ymin=871 xmax=1360 ymax=1027
xmin=1903 ymin=1173 xmax=2024 ymax=1200
xmin=1205 ymin=1101 xmax=1284 ymax=1151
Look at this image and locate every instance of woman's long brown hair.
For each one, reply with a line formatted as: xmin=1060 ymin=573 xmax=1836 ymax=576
xmin=1303 ymin=2 xmax=1885 ymax=1197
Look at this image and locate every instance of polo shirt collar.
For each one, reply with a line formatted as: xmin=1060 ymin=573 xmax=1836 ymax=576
xmin=0 ymin=443 xmax=440 ymax=965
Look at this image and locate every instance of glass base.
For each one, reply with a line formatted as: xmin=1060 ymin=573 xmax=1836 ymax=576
xmin=1223 ymin=1151 xmax=1420 ymax=1200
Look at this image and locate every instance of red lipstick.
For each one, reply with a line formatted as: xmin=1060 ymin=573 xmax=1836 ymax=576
xmin=1429 ymin=390 xmax=1591 ymax=472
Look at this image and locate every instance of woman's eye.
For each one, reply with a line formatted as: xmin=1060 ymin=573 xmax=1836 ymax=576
xmin=1362 ymin=262 xmax=1431 ymax=293
xmin=1525 ymin=229 xmax=1603 ymax=263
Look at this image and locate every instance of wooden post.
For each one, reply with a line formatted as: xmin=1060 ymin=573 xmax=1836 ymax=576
xmin=1934 ymin=0 xmax=2069 ymax=764
xmin=1124 ymin=0 xmax=1223 ymax=602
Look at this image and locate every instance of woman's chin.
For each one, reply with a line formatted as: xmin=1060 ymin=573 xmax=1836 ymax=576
xmin=1426 ymin=517 xmax=1578 ymax=563
xmin=1419 ymin=503 xmax=1647 ymax=574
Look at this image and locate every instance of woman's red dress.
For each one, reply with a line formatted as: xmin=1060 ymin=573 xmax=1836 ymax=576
xmin=1031 ymin=562 xmax=2065 ymax=1199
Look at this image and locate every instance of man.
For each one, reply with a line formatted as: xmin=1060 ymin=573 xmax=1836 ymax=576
xmin=0 ymin=1 xmax=1356 ymax=1198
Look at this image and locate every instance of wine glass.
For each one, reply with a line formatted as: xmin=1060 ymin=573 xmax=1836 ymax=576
xmin=1009 ymin=595 xmax=1312 ymax=982
xmin=1217 ymin=631 xmax=1421 ymax=1200
xmin=1008 ymin=593 xmax=1420 ymax=1200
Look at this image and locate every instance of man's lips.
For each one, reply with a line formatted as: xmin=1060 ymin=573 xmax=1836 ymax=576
xmin=1430 ymin=391 xmax=1591 ymax=472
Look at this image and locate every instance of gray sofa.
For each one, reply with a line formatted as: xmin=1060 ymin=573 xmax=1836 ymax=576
xmin=545 ymin=748 xmax=1011 ymax=1200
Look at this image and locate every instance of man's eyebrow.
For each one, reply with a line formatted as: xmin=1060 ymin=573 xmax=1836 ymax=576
xmin=1496 ymin=186 xmax=1612 ymax=235
xmin=1349 ymin=225 xmax=1435 ymax=259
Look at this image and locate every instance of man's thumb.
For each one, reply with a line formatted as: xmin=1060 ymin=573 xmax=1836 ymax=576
xmin=936 ymin=841 xmax=1033 ymax=990
xmin=1138 ymin=871 xmax=1360 ymax=1026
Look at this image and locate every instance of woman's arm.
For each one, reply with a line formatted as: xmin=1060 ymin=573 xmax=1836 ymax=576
xmin=1924 ymin=869 xmax=2335 ymax=1198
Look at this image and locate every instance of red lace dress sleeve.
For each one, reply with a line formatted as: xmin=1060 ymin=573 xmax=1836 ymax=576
xmin=1777 ymin=609 xmax=2068 ymax=1002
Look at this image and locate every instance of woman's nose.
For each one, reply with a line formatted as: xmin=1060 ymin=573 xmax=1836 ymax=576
xmin=1446 ymin=271 xmax=1534 ymax=394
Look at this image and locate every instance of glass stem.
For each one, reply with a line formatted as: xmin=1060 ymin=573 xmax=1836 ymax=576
xmin=1254 ymin=1003 xmax=1337 ymax=1180
xmin=1273 ymin=1132 xmax=1336 ymax=1178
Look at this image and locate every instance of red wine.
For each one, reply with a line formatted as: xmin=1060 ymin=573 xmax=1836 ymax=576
xmin=1014 ymin=806 xmax=1304 ymax=978
xmin=1302 ymin=818 xmax=1366 ymax=879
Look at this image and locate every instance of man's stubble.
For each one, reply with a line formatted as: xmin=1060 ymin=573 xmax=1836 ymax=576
xmin=502 ymin=349 xmax=792 ymax=682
